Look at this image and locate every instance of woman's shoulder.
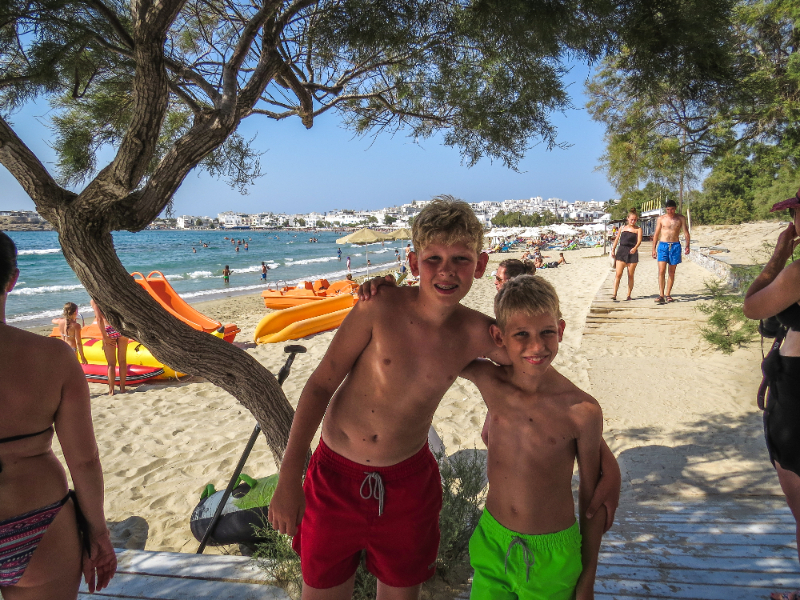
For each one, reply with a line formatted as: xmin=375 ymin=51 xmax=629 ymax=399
xmin=6 ymin=325 xmax=70 ymax=354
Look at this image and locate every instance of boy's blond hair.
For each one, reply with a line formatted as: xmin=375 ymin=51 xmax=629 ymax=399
xmin=412 ymin=195 xmax=484 ymax=253
xmin=494 ymin=275 xmax=562 ymax=328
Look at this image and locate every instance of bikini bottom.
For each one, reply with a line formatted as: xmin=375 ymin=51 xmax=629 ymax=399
xmin=0 ymin=491 xmax=90 ymax=587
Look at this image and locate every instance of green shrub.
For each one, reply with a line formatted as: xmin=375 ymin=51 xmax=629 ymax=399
xmin=253 ymin=448 xmax=487 ymax=599
xmin=697 ymin=279 xmax=758 ymax=353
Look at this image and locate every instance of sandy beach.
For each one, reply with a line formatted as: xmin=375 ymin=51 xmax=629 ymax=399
xmin=40 ymin=222 xmax=783 ymax=557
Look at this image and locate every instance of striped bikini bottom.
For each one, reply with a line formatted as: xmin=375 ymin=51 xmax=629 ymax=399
xmin=0 ymin=491 xmax=87 ymax=587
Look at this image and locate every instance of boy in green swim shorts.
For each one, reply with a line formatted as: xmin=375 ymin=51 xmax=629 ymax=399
xmin=461 ymin=275 xmax=610 ymax=600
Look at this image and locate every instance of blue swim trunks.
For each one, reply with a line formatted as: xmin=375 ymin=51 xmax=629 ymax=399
xmin=261 ymin=273 xmax=267 ymax=280
xmin=657 ymin=241 xmax=682 ymax=265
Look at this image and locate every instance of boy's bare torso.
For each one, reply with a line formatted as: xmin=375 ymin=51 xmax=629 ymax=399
xmin=322 ymin=286 xmax=496 ymax=467
xmin=657 ymin=213 xmax=686 ymax=242
xmin=471 ymin=362 xmax=599 ymax=535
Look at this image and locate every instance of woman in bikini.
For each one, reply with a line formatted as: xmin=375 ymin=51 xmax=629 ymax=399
xmin=53 ymin=303 xmax=88 ymax=365
xmin=610 ymin=208 xmax=642 ymax=301
xmin=90 ymin=298 xmax=128 ymax=395
xmin=0 ymin=231 xmax=116 ymax=598
xmin=744 ymin=189 xmax=800 ymax=600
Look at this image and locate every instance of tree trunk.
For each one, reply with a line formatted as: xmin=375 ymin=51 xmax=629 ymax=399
xmin=55 ymin=211 xmax=295 ymax=467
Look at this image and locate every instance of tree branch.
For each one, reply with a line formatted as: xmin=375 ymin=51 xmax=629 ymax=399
xmin=82 ymin=0 xmax=135 ymax=49
xmin=222 ymin=0 xmax=283 ymax=108
xmin=0 ymin=116 xmax=73 ymax=216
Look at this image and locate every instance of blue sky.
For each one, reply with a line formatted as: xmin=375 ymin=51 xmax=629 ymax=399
xmin=0 ymin=63 xmax=616 ymax=217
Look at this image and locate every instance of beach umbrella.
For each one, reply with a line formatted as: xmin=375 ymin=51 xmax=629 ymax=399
xmin=390 ymin=228 xmax=412 ymax=240
xmin=336 ymin=228 xmax=392 ymax=244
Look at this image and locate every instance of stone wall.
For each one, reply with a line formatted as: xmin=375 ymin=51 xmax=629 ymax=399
xmin=688 ymin=251 xmax=748 ymax=289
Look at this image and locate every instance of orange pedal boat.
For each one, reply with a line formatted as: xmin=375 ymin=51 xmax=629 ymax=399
xmin=254 ymin=292 xmax=358 ymax=344
xmin=132 ymin=271 xmax=240 ymax=342
xmin=261 ymin=278 xmax=358 ymax=310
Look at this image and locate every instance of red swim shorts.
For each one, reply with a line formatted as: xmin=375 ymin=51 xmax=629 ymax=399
xmin=292 ymin=438 xmax=442 ymax=589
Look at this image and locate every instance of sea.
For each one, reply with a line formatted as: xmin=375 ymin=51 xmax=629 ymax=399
xmin=5 ymin=229 xmax=410 ymax=327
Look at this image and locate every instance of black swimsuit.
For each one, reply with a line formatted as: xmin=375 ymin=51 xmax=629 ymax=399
xmin=615 ymin=231 xmax=639 ymax=264
xmin=0 ymin=427 xmax=53 ymax=473
xmin=762 ymin=303 xmax=800 ymax=476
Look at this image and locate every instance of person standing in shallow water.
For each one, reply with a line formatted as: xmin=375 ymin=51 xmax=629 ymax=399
xmin=610 ymin=209 xmax=642 ymax=301
xmin=652 ymin=199 xmax=690 ymax=304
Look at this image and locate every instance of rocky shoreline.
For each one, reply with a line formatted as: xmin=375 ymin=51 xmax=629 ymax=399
xmin=0 ymin=220 xmax=53 ymax=231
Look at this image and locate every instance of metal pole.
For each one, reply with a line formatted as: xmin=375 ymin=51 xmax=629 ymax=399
xmin=197 ymin=344 xmax=307 ymax=553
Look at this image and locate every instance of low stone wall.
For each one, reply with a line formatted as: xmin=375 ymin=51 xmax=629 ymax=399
xmin=689 ymin=251 xmax=748 ymax=289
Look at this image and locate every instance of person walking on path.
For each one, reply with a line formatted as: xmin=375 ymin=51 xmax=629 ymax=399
xmin=651 ymin=199 xmax=690 ymax=304
xmin=610 ymin=209 xmax=643 ymax=301
xmin=0 ymin=231 xmax=117 ymax=598
xmin=743 ymin=189 xmax=800 ymax=600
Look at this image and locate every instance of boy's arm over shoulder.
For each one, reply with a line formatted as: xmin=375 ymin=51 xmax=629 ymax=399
xmin=573 ymin=393 xmax=605 ymax=600
xmin=270 ymin=294 xmax=381 ymax=536
xmin=462 ymin=306 xmax=510 ymax=365
xmin=459 ymin=358 xmax=497 ymax=385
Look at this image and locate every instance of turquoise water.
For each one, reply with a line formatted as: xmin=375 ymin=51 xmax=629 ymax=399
xmin=5 ymin=230 xmax=409 ymax=326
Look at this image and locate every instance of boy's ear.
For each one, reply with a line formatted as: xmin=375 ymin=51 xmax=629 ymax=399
xmin=474 ymin=252 xmax=489 ymax=278
xmin=489 ymin=323 xmax=505 ymax=348
xmin=558 ymin=319 xmax=566 ymax=341
xmin=408 ymin=251 xmax=419 ymax=276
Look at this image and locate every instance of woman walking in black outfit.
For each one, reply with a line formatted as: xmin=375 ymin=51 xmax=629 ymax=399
xmin=610 ymin=209 xmax=642 ymax=301
xmin=744 ymin=190 xmax=800 ymax=600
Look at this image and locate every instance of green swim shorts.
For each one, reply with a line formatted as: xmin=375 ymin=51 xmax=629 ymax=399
xmin=469 ymin=508 xmax=582 ymax=600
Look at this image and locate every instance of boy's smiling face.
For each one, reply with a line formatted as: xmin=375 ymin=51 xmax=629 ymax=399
xmin=491 ymin=311 xmax=565 ymax=372
xmin=409 ymin=239 xmax=488 ymax=304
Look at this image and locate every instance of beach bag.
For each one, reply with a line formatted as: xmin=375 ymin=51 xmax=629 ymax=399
xmin=758 ymin=324 xmax=788 ymax=411
xmin=190 ymin=473 xmax=277 ymax=546
xmin=759 ymin=315 xmax=784 ymax=339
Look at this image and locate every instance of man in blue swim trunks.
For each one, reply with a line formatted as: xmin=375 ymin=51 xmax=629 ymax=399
xmin=651 ymin=199 xmax=690 ymax=304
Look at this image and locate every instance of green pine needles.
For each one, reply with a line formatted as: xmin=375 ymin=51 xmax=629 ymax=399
xmin=697 ymin=263 xmax=764 ymax=354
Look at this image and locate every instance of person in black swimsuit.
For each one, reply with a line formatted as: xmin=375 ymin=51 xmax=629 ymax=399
xmin=744 ymin=188 xmax=800 ymax=600
xmin=0 ymin=231 xmax=116 ymax=597
xmin=610 ymin=209 xmax=643 ymax=301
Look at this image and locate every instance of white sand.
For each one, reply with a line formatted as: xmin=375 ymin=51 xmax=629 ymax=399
xmin=46 ymin=226 xmax=780 ymax=554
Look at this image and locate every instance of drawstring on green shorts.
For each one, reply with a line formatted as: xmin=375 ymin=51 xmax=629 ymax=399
xmin=504 ymin=536 xmax=534 ymax=582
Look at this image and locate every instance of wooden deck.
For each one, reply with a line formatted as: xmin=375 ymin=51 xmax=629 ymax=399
xmin=597 ymin=501 xmax=799 ymax=599
xmin=78 ymin=549 xmax=289 ymax=599
xmin=455 ymin=500 xmax=799 ymax=600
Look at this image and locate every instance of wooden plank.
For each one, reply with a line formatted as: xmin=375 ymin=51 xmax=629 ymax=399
xmin=595 ymin=564 xmax=800 ymax=588
xmin=114 ymin=550 xmax=268 ymax=583
xmin=605 ymin=521 xmax=795 ymax=535
xmin=600 ymin=541 xmax=796 ymax=560
xmin=604 ymin=531 xmax=792 ymax=545
xmin=78 ymin=573 xmax=288 ymax=599
xmin=598 ymin=550 xmax=798 ymax=572
xmin=595 ymin=578 xmax=790 ymax=600
xmin=77 ymin=550 xmax=290 ymax=600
